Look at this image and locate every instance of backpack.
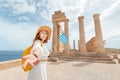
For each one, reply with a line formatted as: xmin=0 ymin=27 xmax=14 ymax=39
xmin=21 ymin=41 xmax=42 ymax=72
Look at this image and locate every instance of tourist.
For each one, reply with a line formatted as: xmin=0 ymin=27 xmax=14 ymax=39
xmin=23 ymin=26 xmax=51 ymax=80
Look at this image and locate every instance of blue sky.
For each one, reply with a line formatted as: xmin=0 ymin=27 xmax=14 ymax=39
xmin=0 ymin=0 xmax=120 ymax=50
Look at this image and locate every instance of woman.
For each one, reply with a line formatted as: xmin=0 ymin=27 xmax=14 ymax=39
xmin=25 ymin=25 xmax=51 ymax=80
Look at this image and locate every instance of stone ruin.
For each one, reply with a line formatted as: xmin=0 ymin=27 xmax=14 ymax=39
xmin=49 ymin=10 xmax=119 ymax=63
xmin=51 ymin=11 xmax=105 ymax=54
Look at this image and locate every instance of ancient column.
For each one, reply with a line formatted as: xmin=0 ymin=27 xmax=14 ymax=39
xmin=52 ymin=21 xmax=55 ymax=52
xmin=78 ymin=40 xmax=80 ymax=52
xmin=64 ymin=19 xmax=69 ymax=53
xmin=93 ymin=14 xmax=105 ymax=53
xmin=59 ymin=26 xmax=64 ymax=52
xmin=52 ymin=21 xmax=58 ymax=53
xmin=78 ymin=16 xmax=86 ymax=52
xmin=73 ymin=40 xmax=75 ymax=50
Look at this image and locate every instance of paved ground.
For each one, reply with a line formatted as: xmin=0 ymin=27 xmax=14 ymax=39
xmin=0 ymin=60 xmax=120 ymax=80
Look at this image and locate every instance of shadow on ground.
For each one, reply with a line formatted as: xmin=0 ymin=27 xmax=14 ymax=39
xmin=72 ymin=62 xmax=94 ymax=67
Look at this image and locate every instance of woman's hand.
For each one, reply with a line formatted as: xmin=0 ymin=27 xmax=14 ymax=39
xmin=33 ymin=58 xmax=41 ymax=65
xmin=22 ymin=54 xmax=41 ymax=65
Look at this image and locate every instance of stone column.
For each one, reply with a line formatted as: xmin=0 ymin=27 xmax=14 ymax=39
xmin=57 ymin=25 xmax=61 ymax=52
xmin=78 ymin=16 xmax=86 ymax=52
xmin=73 ymin=40 xmax=75 ymax=50
xmin=93 ymin=14 xmax=105 ymax=53
xmin=64 ymin=19 xmax=69 ymax=53
xmin=78 ymin=40 xmax=80 ymax=52
xmin=52 ymin=22 xmax=55 ymax=52
xmin=52 ymin=21 xmax=58 ymax=53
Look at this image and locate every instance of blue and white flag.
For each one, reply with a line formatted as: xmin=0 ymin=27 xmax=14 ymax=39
xmin=59 ymin=33 xmax=68 ymax=45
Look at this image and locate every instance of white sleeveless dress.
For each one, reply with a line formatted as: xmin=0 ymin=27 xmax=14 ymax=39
xmin=28 ymin=40 xmax=50 ymax=80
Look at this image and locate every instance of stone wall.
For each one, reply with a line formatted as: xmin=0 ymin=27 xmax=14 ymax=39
xmin=0 ymin=59 xmax=21 ymax=71
xmin=105 ymin=48 xmax=119 ymax=54
xmin=86 ymin=37 xmax=97 ymax=52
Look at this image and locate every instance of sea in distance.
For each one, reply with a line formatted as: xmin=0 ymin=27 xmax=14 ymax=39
xmin=0 ymin=50 xmax=23 ymax=62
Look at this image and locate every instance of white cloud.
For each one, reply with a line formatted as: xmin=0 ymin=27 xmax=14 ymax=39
xmin=101 ymin=1 xmax=120 ymax=40
xmin=105 ymin=35 xmax=120 ymax=49
xmin=12 ymin=1 xmax=36 ymax=14
xmin=38 ymin=0 xmax=88 ymax=23
xmin=0 ymin=18 xmax=37 ymax=50
xmin=36 ymin=0 xmax=47 ymax=7
xmin=0 ymin=17 xmax=52 ymax=50
xmin=39 ymin=9 xmax=51 ymax=20
xmin=101 ymin=0 xmax=120 ymax=21
xmin=18 ymin=16 xmax=30 ymax=21
xmin=94 ymin=0 xmax=100 ymax=2
xmin=0 ymin=0 xmax=36 ymax=14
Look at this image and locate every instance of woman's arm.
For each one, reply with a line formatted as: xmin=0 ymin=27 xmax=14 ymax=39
xmin=32 ymin=49 xmax=41 ymax=65
xmin=33 ymin=48 xmax=41 ymax=58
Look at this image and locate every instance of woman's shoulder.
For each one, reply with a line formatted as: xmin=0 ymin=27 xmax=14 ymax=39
xmin=35 ymin=40 xmax=40 ymax=43
xmin=34 ymin=40 xmax=41 ymax=45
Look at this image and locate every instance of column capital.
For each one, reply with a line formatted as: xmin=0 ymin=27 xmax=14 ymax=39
xmin=93 ymin=14 xmax=100 ymax=19
xmin=64 ymin=19 xmax=69 ymax=22
xmin=52 ymin=20 xmax=57 ymax=23
xmin=78 ymin=16 xmax=84 ymax=21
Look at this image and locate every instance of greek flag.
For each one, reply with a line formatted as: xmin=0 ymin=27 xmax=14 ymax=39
xmin=59 ymin=33 xmax=68 ymax=45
